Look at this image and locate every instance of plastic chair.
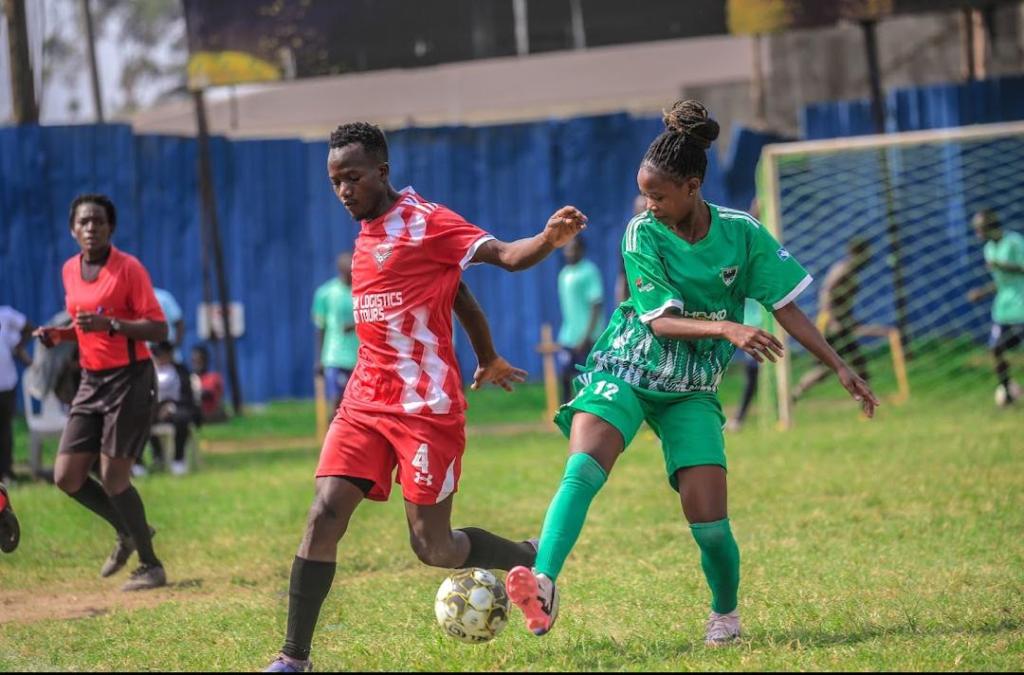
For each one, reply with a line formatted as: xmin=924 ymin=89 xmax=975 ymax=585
xmin=22 ymin=386 xmax=69 ymax=476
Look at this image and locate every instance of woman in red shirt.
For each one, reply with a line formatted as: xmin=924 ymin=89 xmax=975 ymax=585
xmin=35 ymin=194 xmax=169 ymax=591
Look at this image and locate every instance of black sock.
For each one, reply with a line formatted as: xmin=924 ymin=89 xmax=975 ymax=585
xmin=457 ymin=527 xmax=536 ymax=571
xmin=69 ymin=477 xmax=129 ymax=536
xmin=110 ymin=486 xmax=160 ymax=567
xmin=283 ymin=557 xmax=337 ymax=661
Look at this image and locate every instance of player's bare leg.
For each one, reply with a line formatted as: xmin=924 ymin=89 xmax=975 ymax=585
xmin=268 ymin=476 xmax=366 ymax=673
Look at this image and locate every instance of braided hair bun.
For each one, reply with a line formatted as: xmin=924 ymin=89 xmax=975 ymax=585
xmin=662 ymin=100 xmax=720 ymax=150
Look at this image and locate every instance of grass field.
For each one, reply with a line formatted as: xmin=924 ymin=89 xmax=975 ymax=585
xmin=1 ymin=366 xmax=1022 ymax=671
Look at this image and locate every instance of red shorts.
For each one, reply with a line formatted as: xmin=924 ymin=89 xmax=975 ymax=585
xmin=315 ymin=404 xmax=466 ymax=505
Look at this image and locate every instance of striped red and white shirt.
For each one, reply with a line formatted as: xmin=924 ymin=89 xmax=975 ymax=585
xmin=344 ymin=188 xmax=493 ymax=415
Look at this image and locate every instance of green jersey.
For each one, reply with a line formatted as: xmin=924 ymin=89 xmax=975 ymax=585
xmin=984 ymin=231 xmax=1024 ymax=325
xmin=557 ymin=258 xmax=605 ymax=346
xmin=312 ymin=278 xmax=358 ymax=369
xmin=587 ymin=204 xmax=811 ymax=393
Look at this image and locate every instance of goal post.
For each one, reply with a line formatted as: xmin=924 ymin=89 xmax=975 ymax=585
xmin=756 ymin=120 xmax=1024 ymax=428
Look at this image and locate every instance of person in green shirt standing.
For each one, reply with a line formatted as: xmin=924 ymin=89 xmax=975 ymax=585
xmin=505 ymin=100 xmax=879 ymax=647
xmin=312 ymin=252 xmax=359 ymax=413
xmin=557 ymin=237 xmax=605 ymax=402
xmin=967 ymin=209 xmax=1024 ymax=405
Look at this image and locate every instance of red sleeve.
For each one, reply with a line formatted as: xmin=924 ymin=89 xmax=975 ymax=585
xmin=124 ymin=258 xmax=166 ymax=322
xmin=426 ymin=207 xmax=495 ymax=270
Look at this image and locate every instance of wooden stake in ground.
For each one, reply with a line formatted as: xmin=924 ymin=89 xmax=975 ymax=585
xmin=537 ymin=323 xmax=561 ymax=424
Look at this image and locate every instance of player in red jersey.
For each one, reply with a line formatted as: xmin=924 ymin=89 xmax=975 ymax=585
xmin=265 ymin=123 xmax=587 ymax=672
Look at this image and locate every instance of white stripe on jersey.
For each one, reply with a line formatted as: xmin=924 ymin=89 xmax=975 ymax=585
xmin=410 ymin=306 xmax=452 ymax=414
xmin=386 ymin=315 xmax=428 ymax=414
xmin=717 ymin=207 xmax=761 ymax=229
xmin=625 ymin=214 xmax=645 ymax=253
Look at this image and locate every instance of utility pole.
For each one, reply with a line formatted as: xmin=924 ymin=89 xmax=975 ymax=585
xmin=3 ymin=0 xmax=38 ymax=124
xmin=80 ymin=0 xmax=104 ymax=122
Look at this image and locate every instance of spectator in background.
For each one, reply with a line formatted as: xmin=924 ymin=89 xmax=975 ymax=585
xmin=152 ymin=288 xmax=185 ymax=362
xmin=147 ymin=342 xmax=200 ymax=476
xmin=557 ymin=238 xmax=605 ymax=403
xmin=0 ymin=306 xmax=34 ymax=483
xmin=312 ymin=252 xmax=358 ymax=412
xmin=190 ymin=345 xmax=227 ymax=424
xmin=726 ymin=299 xmax=764 ymax=432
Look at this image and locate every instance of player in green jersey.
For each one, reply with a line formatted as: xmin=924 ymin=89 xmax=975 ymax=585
xmin=506 ymin=100 xmax=879 ymax=646
xmin=967 ymin=209 xmax=1024 ymax=405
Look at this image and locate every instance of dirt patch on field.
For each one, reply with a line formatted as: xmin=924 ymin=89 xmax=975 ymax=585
xmin=0 ymin=577 xmax=210 ymax=625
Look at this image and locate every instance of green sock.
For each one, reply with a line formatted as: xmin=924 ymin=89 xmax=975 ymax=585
xmin=534 ymin=453 xmax=608 ymax=582
xmin=690 ymin=518 xmax=741 ymax=614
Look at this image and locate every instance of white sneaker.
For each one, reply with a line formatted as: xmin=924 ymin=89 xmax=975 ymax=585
xmin=506 ymin=566 xmax=559 ymax=635
xmin=131 ymin=464 xmax=148 ymax=478
xmin=170 ymin=461 xmax=188 ymax=476
xmin=704 ymin=609 xmax=741 ymax=646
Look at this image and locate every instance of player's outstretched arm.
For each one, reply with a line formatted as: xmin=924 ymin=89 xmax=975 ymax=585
xmin=471 ymin=206 xmax=588 ymax=272
xmin=773 ymin=302 xmax=880 ymax=418
xmin=453 ymin=281 xmax=527 ymax=392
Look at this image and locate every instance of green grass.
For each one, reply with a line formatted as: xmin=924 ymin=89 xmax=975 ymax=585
xmin=1 ymin=369 xmax=1022 ymax=671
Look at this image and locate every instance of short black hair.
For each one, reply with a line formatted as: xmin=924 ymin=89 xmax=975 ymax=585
xmin=329 ymin=122 xmax=388 ymax=163
xmin=642 ymin=100 xmax=720 ymax=183
xmin=191 ymin=345 xmax=209 ymax=361
xmin=68 ymin=193 xmax=117 ymax=229
xmin=971 ymin=208 xmax=1000 ymax=232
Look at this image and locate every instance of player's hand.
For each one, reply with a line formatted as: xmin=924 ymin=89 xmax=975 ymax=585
xmin=75 ymin=311 xmax=111 ymax=333
xmin=966 ymin=288 xmax=982 ymax=302
xmin=722 ymin=323 xmax=784 ymax=363
xmin=837 ymin=365 xmax=880 ymax=418
xmin=542 ymin=206 xmax=588 ymax=249
xmin=471 ymin=356 xmax=527 ymax=392
xmin=314 ymin=362 xmax=324 ymax=377
xmin=33 ymin=326 xmax=67 ymax=348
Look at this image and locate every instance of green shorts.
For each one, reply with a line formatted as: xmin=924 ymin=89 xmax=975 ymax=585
xmin=553 ymin=370 xmax=726 ymax=491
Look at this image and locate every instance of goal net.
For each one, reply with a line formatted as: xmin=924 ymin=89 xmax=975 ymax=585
xmin=756 ymin=121 xmax=1024 ymax=427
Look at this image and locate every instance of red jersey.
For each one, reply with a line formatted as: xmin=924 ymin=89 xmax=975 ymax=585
xmin=62 ymin=246 xmax=165 ymax=371
xmin=345 ymin=188 xmax=494 ymax=415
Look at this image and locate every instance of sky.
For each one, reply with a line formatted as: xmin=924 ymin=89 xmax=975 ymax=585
xmin=1 ymin=0 xmax=186 ymax=124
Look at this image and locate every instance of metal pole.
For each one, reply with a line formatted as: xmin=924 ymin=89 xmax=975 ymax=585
xmin=512 ymin=0 xmax=529 ymax=56
xmin=569 ymin=0 xmax=586 ymax=50
xmin=79 ymin=0 xmax=104 ymax=122
xmin=861 ymin=19 xmax=912 ymax=350
xmin=751 ymin=33 xmax=766 ymax=128
xmin=193 ymin=88 xmax=244 ymax=416
xmin=3 ymin=0 xmax=38 ymax=124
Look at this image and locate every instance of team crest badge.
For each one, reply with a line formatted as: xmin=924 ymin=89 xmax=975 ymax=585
xmin=720 ymin=266 xmax=738 ymax=287
xmin=777 ymin=247 xmax=791 ymax=261
xmin=374 ymin=242 xmax=394 ymax=270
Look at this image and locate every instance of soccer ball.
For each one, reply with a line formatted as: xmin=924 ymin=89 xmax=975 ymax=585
xmin=995 ymin=380 xmax=1021 ymax=407
xmin=434 ymin=568 xmax=510 ymax=643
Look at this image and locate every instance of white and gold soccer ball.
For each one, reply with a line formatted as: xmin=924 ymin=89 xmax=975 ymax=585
xmin=434 ymin=568 xmax=510 ymax=643
xmin=995 ymin=380 xmax=1021 ymax=407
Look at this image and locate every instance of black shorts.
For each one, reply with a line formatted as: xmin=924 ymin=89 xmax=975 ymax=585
xmin=990 ymin=323 xmax=1024 ymax=351
xmin=59 ymin=361 xmax=157 ymax=459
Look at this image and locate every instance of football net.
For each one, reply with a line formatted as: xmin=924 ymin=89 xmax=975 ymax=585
xmin=756 ymin=121 xmax=1024 ymax=427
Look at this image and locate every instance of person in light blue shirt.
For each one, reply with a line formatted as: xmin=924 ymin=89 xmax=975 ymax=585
xmin=557 ymin=237 xmax=605 ymax=402
xmin=153 ymin=288 xmax=185 ymax=362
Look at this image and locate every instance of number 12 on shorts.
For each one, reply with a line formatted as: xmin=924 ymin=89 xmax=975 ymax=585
xmin=412 ymin=443 xmax=433 ymax=486
xmin=594 ymin=381 xmax=619 ymax=400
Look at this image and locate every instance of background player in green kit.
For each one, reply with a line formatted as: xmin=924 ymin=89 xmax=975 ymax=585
xmin=506 ymin=100 xmax=880 ymax=646
xmin=967 ymin=209 xmax=1024 ymax=405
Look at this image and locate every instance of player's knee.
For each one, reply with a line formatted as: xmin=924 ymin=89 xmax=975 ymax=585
xmin=409 ymin=530 xmax=455 ymax=567
xmin=54 ymin=468 xmax=85 ymax=495
xmin=307 ymin=495 xmax=351 ymax=545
